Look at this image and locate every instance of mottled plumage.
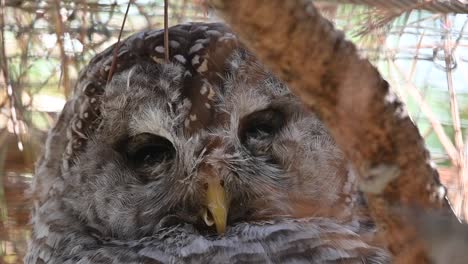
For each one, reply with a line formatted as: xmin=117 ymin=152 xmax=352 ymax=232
xmin=26 ymin=22 xmax=390 ymax=263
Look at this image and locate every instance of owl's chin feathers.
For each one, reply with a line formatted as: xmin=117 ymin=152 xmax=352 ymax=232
xmin=104 ymin=217 xmax=390 ymax=263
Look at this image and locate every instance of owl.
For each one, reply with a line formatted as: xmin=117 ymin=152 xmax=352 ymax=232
xmin=26 ymin=22 xmax=390 ymax=263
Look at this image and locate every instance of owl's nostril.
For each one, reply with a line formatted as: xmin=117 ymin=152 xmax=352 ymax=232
xmin=220 ymin=179 xmax=225 ymax=187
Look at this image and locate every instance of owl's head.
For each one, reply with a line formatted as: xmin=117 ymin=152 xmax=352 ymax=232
xmin=54 ymin=23 xmax=357 ymax=240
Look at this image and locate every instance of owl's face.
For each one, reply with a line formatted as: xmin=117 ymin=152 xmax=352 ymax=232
xmin=26 ymin=23 xmax=390 ymax=264
xmin=63 ymin=50 xmax=350 ymax=240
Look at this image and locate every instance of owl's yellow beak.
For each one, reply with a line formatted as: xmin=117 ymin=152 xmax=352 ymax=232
xmin=203 ymin=179 xmax=228 ymax=234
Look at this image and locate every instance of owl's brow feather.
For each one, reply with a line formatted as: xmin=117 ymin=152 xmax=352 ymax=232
xmin=129 ymin=105 xmax=174 ymax=140
xmin=221 ymin=79 xmax=272 ymax=118
xmin=177 ymin=137 xmax=207 ymax=185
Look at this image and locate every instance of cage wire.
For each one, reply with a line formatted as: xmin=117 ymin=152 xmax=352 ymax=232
xmin=0 ymin=0 xmax=467 ymax=263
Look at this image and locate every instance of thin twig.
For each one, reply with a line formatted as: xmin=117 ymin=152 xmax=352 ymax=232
xmin=106 ymin=0 xmax=132 ymax=83
xmin=408 ymin=30 xmax=427 ymax=124
xmin=0 ymin=0 xmax=24 ymax=151
xmin=164 ymin=0 xmax=169 ymax=62
xmin=176 ymin=0 xmax=188 ymax=23
xmin=408 ymin=30 xmax=425 ymax=81
xmin=356 ymin=1 xmax=431 ymax=36
xmin=443 ymin=15 xmax=466 ymax=220
xmin=79 ymin=0 xmax=88 ymax=48
xmin=451 ymin=19 xmax=468 ymax=54
xmin=135 ymin=4 xmax=152 ymax=29
xmin=390 ymin=60 xmax=459 ymax=166
xmin=54 ymin=0 xmax=70 ymax=97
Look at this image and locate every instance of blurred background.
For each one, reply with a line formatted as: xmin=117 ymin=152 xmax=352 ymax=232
xmin=0 ymin=0 xmax=467 ymax=263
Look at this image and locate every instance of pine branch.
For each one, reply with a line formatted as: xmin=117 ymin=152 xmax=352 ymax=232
xmin=318 ymin=0 xmax=468 ymax=14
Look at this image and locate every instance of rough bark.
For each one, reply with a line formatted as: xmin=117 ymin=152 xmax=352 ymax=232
xmin=318 ymin=0 xmax=468 ymax=14
xmin=207 ymin=0 xmax=455 ymax=263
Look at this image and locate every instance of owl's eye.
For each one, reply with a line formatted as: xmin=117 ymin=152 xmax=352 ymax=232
xmin=125 ymin=133 xmax=175 ymax=168
xmin=239 ymin=108 xmax=285 ymax=143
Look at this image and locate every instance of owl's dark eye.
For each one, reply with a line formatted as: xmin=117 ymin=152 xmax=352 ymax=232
xmin=239 ymin=108 xmax=285 ymax=143
xmin=125 ymin=133 xmax=175 ymax=168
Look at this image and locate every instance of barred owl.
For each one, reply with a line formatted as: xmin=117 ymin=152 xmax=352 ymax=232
xmin=26 ymin=23 xmax=390 ymax=263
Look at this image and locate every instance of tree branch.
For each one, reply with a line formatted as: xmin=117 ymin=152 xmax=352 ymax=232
xmin=207 ymin=0 xmax=454 ymax=262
